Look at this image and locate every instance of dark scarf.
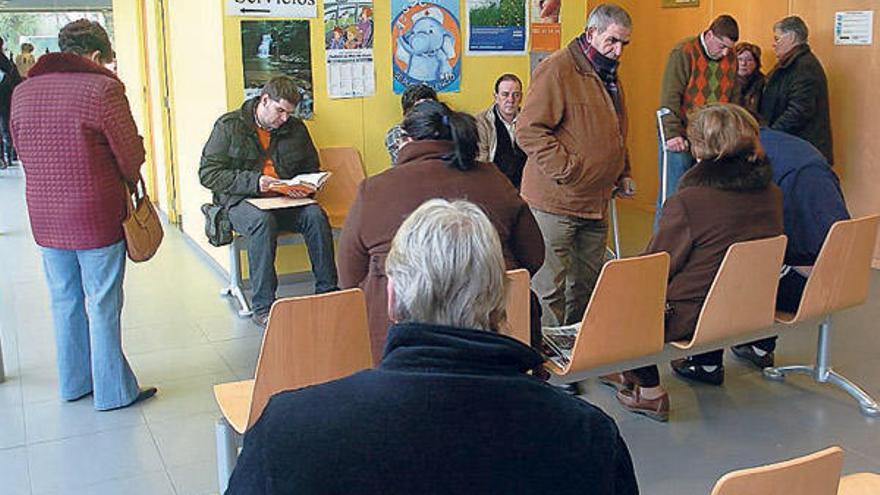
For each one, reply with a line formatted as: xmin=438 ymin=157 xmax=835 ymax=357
xmin=577 ymin=33 xmax=621 ymax=113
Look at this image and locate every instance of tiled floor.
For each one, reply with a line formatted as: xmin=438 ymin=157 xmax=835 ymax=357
xmin=1 ymin=169 xmax=879 ymax=494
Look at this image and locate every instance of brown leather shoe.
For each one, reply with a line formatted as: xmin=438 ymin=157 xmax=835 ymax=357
xmin=599 ymin=373 xmax=633 ymax=392
xmin=616 ymin=386 xmax=669 ymax=422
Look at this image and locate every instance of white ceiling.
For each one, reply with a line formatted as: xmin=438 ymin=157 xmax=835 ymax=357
xmin=0 ymin=0 xmax=110 ymax=10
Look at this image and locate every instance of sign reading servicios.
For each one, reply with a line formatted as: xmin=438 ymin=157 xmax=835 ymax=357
xmin=226 ymin=0 xmax=317 ymax=19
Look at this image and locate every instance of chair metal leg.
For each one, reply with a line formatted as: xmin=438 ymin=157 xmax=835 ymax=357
xmin=0 ymin=335 xmax=5 ymax=383
xmin=221 ymin=238 xmax=253 ymax=317
xmin=763 ymin=315 xmax=880 ymax=417
xmin=216 ymin=417 xmax=242 ymax=493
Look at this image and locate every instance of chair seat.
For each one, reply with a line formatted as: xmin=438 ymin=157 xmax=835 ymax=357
xmin=214 ymin=379 xmax=255 ymax=434
xmin=838 ymin=473 xmax=880 ymax=495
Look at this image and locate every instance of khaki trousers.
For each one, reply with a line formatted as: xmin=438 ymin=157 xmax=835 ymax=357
xmin=530 ymin=208 xmax=607 ymax=327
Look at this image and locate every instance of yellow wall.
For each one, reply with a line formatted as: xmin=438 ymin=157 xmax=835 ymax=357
xmin=113 ymin=0 xmax=880 ymax=272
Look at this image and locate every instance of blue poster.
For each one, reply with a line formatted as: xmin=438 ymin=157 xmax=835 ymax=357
xmin=467 ymin=0 xmax=527 ymax=54
xmin=391 ymin=0 xmax=462 ymax=94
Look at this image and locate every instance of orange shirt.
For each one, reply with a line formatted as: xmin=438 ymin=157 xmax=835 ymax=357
xmin=256 ymin=127 xmax=278 ymax=178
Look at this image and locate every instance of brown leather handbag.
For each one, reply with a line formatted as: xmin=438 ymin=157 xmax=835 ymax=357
xmin=122 ymin=176 xmax=163 ymax=262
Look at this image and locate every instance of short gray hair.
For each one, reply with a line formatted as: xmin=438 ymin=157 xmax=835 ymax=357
xmin=385 ymin=199 xmax=508 ymax=331
xmin=775 ymin=16 xmax=809 ymax=44
xmin=586 ymin=3 xmax=632 ymax=33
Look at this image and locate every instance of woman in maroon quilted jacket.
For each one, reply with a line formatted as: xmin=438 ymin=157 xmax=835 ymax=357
xmin=9 ymin=20 xmax=156 ymax=411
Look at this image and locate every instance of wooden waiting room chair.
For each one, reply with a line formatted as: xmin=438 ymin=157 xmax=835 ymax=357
xmin=763 ymin=215 xmax=880 ymax=417
xmin=500 ymin=269 xmax=530 ymax=346
xmin=670 ymin=235 xmax=787 ymax=352
xmin=710 ymin=446 xmax=844 ymax=495
xmin=223 ymin=147 xmax=367 ymax=316
xmin=546 ymin=252 xmax=669 ymax=379
xmin=213 ymin=289 xmax=373 ymax=492
xmin=838 ymin=473 xmax=880 ymax=495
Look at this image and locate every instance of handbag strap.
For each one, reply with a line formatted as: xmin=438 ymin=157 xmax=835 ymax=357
xmin=125 ymin=175 xmax=146 ymax=213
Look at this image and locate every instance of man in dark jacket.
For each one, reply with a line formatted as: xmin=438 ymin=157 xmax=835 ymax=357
xmin=226 ymin=199 xmax=638 ymax=495
xmin=732 ymin=128 xmax=849 ymax=368
xmin=200 ymin=76 xmax=338 ymax=327
xmin=759 ymin=16 xmax=833 ymax=164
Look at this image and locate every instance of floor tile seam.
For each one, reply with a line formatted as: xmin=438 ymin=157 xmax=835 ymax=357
xmin=22 ymin=419 xmax=149 ymax=447
xmin=141 ymin=412 xmax=183 ymax=495
xmin=29 ymin=467 xmax=169 ymax=495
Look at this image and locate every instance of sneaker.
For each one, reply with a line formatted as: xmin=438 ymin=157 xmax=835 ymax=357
xmin=731 ymin=344 xmax=775 ymax=369
xmin=671 ymin=358 xmax=724 ymax=386
xmin=617 ymin=386 xmax=669 ymax=422
xmin=251 ymin=311 xmax=269 ymax=328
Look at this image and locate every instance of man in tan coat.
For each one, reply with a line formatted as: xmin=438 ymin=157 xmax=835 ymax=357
xmin=517 ymin=3 xmax=635 ymax=326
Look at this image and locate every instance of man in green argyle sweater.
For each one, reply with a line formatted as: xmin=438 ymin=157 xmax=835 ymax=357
xmin=655 ymin=15 xmax=739 ymax=226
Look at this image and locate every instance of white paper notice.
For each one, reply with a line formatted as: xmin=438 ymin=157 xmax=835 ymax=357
xmin=835 ymin=11 xmax=874 ymax=45
xmin=327 ymin=49 xmax=375 ymax=99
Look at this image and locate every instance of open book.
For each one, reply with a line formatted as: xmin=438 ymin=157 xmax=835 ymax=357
xmin=268 ymin=171 xmax=332 ymax=196
xmin=542 ymin=323 xmax=581 ymax=368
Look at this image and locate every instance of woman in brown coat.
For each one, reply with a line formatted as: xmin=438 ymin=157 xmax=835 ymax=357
xmin=338 ymin=100 xmax=545 ymax=364
xmin=608 ymin=104 xmax=783 ymax=422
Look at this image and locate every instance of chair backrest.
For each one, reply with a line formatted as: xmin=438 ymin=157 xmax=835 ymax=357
xmin=676 ymin=235 xmax=787 ymax=349
xmin=316 ymin=147 xmax=367 ymax=228
xmin=563 ymin=252 xmax=669 ymax=373
xmin=838 ymin=472 xmax=880 ymax=495
xmin=247 ymin=288 xmax=373 ymax=429
xmin=792 ymin=215 xmax=880 ymax=322
xmin=500 ymin=269 xmax=530 ymax=345
xmin=710 ymin=446 xmax=844 ymax=495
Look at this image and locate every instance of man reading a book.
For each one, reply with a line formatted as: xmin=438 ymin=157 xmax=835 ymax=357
xmin=200 ymin=76 xmax=338 ymax=327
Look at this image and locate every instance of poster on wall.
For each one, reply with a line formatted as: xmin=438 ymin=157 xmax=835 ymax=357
xmin=392 ymin=0 xmax=462 ymax=94
xmin=529 ymin=0 xmax=560 ymax=52
xmin=466 ymin=0 xmax=527 ymax=55
xmin=325 ymin=2 xmax=376 ymax=98
xmin=834 ymin=11 xmax=874 ymax=46
xmin=241 ymin=20 xmax=314 ymax=119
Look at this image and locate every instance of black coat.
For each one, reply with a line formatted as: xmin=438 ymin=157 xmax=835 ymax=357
xmin=199 ymin=97 xmax=319 ymax=209
xmin=227 ymin=322 xmax=639 ymax=495
xmin=0 ymin=52 xmax=22 ymax=117
xmin=759 ymin=44 xmax=833 ymax=164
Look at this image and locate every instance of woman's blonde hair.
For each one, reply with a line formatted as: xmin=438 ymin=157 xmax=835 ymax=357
xmin=385 ymin=199 xmax=508 ymax=331
xmin=687 ymin=103 xmax=763 ymax=162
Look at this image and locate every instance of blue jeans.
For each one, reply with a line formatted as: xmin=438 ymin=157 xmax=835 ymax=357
xmin=41 ymin=240 xmax=140 ymax=410
xmin=654 ymin=135 xmax=695 ymax=229
xmin=228 ymin=202 xmax=339 ymax=315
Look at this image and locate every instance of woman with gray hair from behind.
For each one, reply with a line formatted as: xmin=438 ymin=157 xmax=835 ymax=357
xmin=226 ymin=198 xmax=638 ymax=495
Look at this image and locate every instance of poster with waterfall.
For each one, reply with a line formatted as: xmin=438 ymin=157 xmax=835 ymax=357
xmin=240 ymin=20 xmax=314 ymax=119
xmin=324 ymin=1 xmax=375 ymax=98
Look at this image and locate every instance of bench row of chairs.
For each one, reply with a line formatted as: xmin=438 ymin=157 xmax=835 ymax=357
xmin=526 ymin=214 xmax=880 ymax=420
